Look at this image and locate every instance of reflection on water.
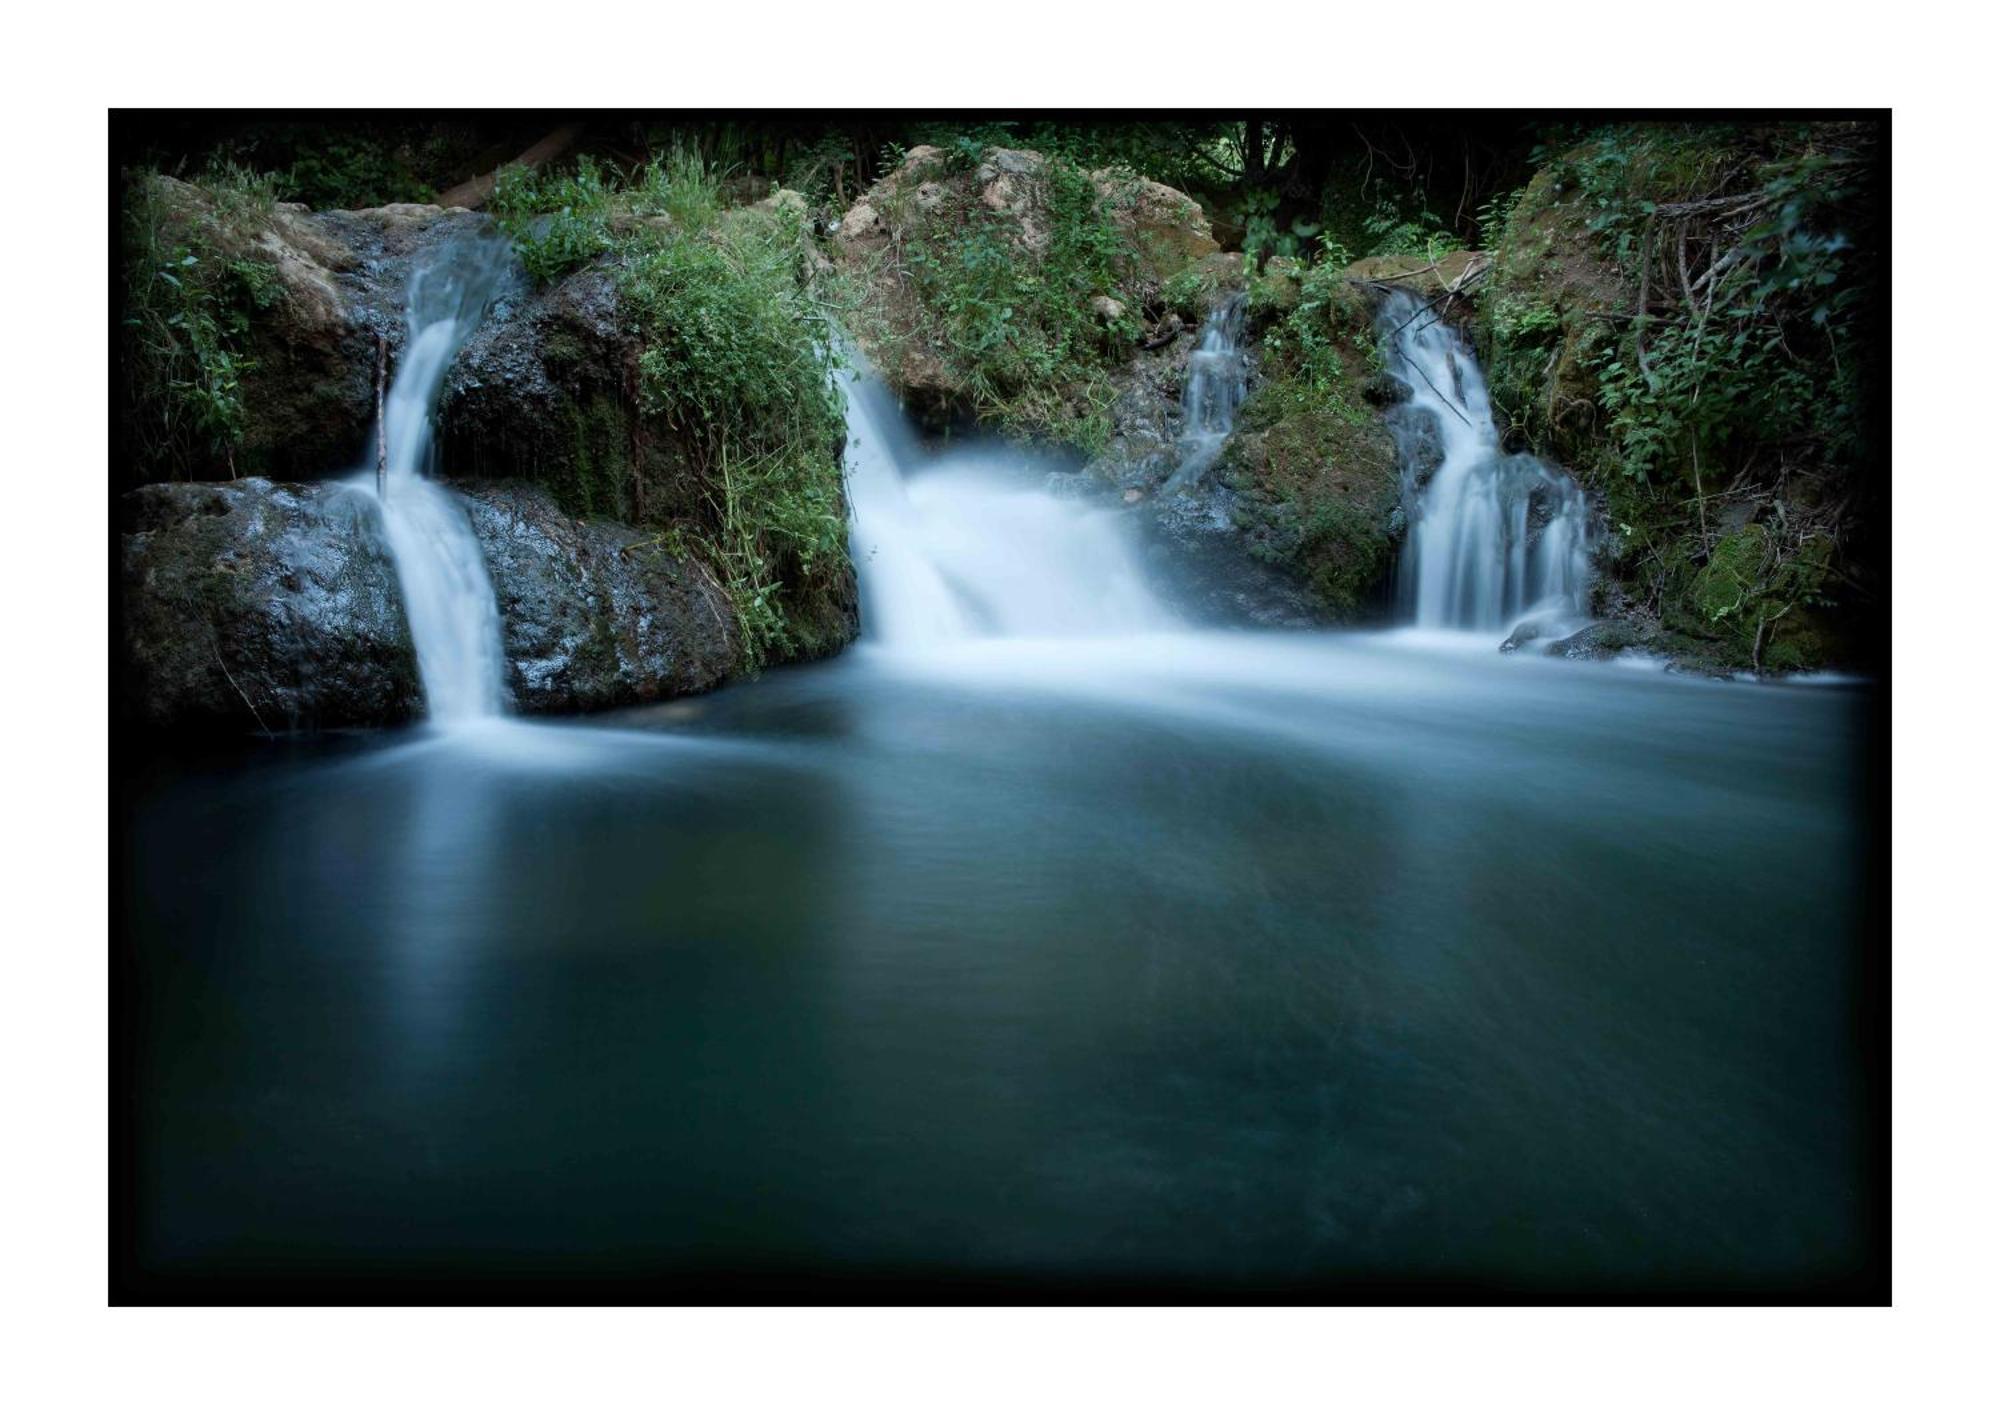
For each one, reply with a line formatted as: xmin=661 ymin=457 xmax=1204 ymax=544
xmin=122 ymin=631 xmax=1878 ymax=1293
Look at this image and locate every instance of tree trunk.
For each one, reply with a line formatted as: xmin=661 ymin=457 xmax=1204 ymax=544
xmin=436 ymin=124 xmax=585 ymax=210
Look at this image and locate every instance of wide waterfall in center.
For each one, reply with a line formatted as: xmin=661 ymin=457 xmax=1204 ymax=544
xmin=841 ymin=369 xmax=1175 ymax=643
xmin=1380 ymin=287 xmax=1593 ymax=632
xmin=367 ymin=232 xmax=516 ymax=721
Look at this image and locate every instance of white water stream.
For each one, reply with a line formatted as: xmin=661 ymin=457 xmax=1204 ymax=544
xmin=364 ymin=233 xmax=516 ymax=722
xmin=1380 ymin=288 xmax=1592 ymax=632
xmin=841 ymin=372 xmax=1175 ymax=643
xmin=1164 ymin=292 xmax=1249 ymax=494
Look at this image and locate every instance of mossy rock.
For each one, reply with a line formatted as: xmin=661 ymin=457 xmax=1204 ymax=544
xmin=830 ymin=145 xmax=1220 ymax=448
xmin=1220 ymin=374 xmax=1401 ymax=618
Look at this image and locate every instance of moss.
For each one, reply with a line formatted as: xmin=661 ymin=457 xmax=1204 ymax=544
xmin=1689 ymin=525 xmax=1769 ymax=623
xmin=556 ymin=393 xmax=633 ymax=521
xmin=1210 ymin=252 xmax=1405 ymax=620
xmin=1221 ymin=364 xmax=1400 ymax=617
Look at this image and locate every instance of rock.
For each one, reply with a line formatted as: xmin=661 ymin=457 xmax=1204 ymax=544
xmin=459 ymin=482 xmax=738 ymax=714
xmin=126 ymin=177 xmax=498 ymax=484
xmin=119 ymin=478 xmax=422 ymax=733
xmin=1248 ymin=256 xmax=1305 ymax=314
xmin=1345 ymin=248 xmax=1489 ymax=297
xmin=1546 ymin=619 xmax=1664 ymax=663
xmin=1091 ymin=168 xmax=1222 ymax=282
xmin=438 ymin=265 xmax=693 ymax=525
xmin=831 ymin=146 xmax=1222 ymax=431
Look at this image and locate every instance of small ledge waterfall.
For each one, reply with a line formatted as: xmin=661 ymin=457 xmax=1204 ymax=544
xmin=841 ymin=369 xmax=1175 ymax=644
xmin=1381 ymin=288 xmax=1592 ymax=632
xmin=1165 ymin=292 xmax=1248 ymax=494
xmin=368 ymin=233 xmax=516 ymax=721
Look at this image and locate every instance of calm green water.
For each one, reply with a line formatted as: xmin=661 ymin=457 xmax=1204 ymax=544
xmin=119 ymin=632 xmax=1880 ymax=1296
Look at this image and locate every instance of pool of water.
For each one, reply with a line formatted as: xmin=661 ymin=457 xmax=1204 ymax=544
xmin=117 ymin=631 xmax=1882 ymax=1296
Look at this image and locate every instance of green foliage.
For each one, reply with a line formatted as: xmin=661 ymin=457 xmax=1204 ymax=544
xmin=623 ymin=220 xmax=845 ymax=630
xmin=1313 ymin=165 xmax=1453 ymax=265
xmin=886 ymin=152 xmax=1141 ymax=450
xmin=902 ymin=120 xmax=1231 ymax=194
xmin=1477 ymin=120 xmax=1879 ymax=667
xmin=1221 ymin=250 xmax=1400 ymax=617
xmin=1531 ymin=125 xmax=1870 ymax=488
xmin=490 ymin=149 xmax=850 ymax=671
xmin=1260 ymin=259 xmax=1369 ymax=406
xmin=1239 ymin=186 xmax=1321 ymax=268
xmin=490 ymin=155 xmax=623 ymax=283
xmin=119 ymin=168 xmax=285 ymax=479
xmin=281 ymin=136 xmax=436 ymax=208
xmin=1162 ymin=264 xmax=1221 ymax=322
xmin=1359 ymin=198 xmax=1451 ymax=260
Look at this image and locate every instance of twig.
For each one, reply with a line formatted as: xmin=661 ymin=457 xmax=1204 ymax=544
xmin=213 ymin=642 xmax=272 ymax=737
xmin=373 ymin=332 xmax=388 ymax=499
xmin=1399 ymin=348 xmax=1474 ymax=428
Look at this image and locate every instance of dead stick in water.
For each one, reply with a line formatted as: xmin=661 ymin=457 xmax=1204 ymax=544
xmin=374 ymin=332 xmax=388 ymax=499
xmin=1399 ymin=349 xmax=1475 ymax=429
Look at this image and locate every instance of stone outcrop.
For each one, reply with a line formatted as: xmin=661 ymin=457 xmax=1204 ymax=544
xmin=118 ymin=477 xmax=766 ymax=732
xmin=119 ymin=478 xmax=422 ymax=733
xmin=126 ymin=177 xmax=496 ymax=483
xmin=460 ymin=481 xmax=739 ymax=714
xmin=831 ymin=146 xmax=1221 ymax=429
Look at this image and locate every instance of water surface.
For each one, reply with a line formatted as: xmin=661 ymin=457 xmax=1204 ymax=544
xmin=120 ymin=632 xmax=1880 ymax=1295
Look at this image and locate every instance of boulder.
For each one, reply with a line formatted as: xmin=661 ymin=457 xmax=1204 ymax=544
xmin=831 ymin=146 xmax=1222 ymax=432
xmin=119 ymin=478 xmax=422 ymax=733
xmin=460 ymin=481 xmax=738 ymax=714
xmin=1091 ymin=168 xmax=1221 ymax=282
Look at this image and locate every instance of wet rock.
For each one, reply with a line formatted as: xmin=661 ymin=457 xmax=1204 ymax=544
xmin=1135 ymin=492 xmax=1328 ymax=629
xmin=436 ymin=266 xmax=695 ymax=525
xmin=119 ymin=478 xmax=422 ymax=732
xmin=459 ymin=481 xmax=739 ymax=714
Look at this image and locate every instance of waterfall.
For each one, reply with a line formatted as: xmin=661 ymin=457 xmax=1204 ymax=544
xmin=840 ymin=368 xmax=1175 ymax=643
xmin=1164 ymin=292 xmax=1248 ymax=494
xmin=367 ymin=232 xmax=516 ymax=721
xmin=1381 ymin=288 xmax=1593 ymax=632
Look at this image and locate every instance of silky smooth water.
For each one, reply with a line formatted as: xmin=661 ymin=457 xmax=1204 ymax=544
xmin=120 ymin=344 xmax=1878 ymax=1298
xmin=842 ymin=371 xmax=1173 ymax=642
xmin=1384 ymin=289 xmax=1594 ymax=633
xmin=121 ymin=634 xmax=1877 ymax=1295
xmin=1164 ymin=293 xmax=1249 ymax=494
xmin=364 ymin=232 xmax=515 ymax=721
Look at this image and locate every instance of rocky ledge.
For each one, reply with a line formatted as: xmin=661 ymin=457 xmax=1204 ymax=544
xmin=120 ymin=478 xmax=422 ymax=733
xmin=120 ymin=477 xmax=745 ymax=733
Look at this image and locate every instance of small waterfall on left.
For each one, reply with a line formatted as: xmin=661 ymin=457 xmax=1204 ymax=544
xmin=366 ymin=232 xmax=516 ymax=722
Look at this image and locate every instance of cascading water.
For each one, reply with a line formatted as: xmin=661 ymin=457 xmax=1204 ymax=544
xmin=366 ymin=232 xmax=516 ymax=721
xmin=1164 ymin=292 xmax=1248 ymax=494
xmin=840 ymin=367 xmax=1176 ymax=644
xmin=1381 ymin=288 xmax=1593 ymax=633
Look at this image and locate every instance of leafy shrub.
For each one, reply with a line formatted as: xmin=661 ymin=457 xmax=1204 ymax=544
xmin=491 ymin=151 xmax=849 ymax=670
xmin=1478 ymin=121 xmax=1880 ymax=666
xmin=860 ymin=148 xmax=1143 ymax=450
xmin=119 ymin=166 xmax=285 ymax=480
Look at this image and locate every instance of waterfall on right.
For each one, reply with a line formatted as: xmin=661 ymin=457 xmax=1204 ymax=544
xmin=1380 ymin=287 xmax=1594 ymax=634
